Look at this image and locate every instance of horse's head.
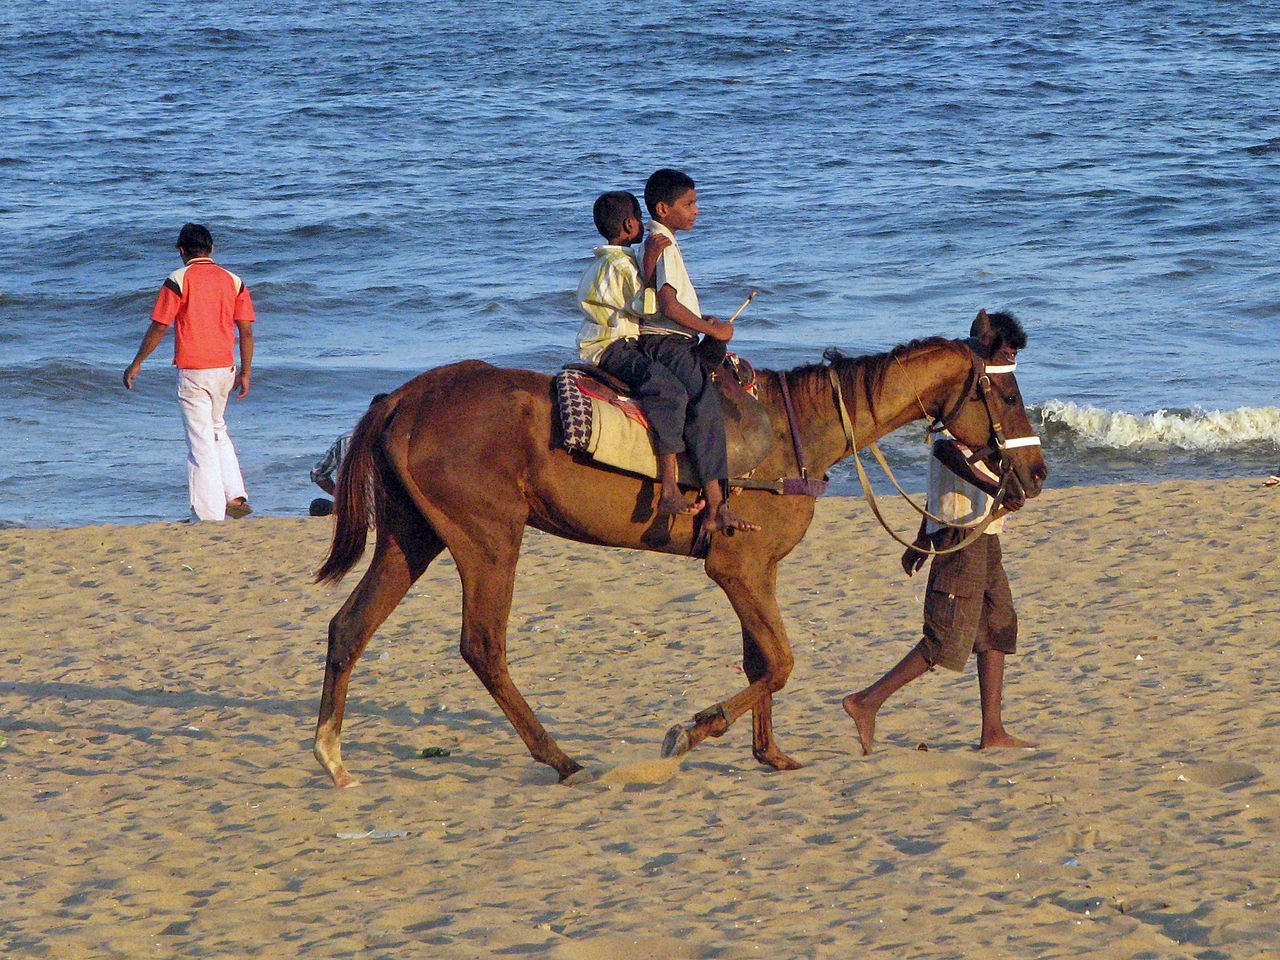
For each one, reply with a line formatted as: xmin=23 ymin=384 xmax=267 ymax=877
xmin=944 ymin=323 xmax=1047 ymax=501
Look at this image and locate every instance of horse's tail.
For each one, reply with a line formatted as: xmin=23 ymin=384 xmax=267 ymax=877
xmin=315 ymin=394 xmax=398 ymax=585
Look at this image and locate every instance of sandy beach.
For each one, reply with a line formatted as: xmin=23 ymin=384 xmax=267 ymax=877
xmin=3 ymin=480 xmax=1278 ymax=959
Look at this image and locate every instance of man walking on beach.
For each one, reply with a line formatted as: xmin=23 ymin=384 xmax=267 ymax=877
xmin=843 ymin=311 xmax=1035 ymax=754
xmin=123 ymin=223 xmax=255 ymax=522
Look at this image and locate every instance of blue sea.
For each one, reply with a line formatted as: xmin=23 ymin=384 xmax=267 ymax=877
xmin=2 ymin=0 xmax=1279 ymax=527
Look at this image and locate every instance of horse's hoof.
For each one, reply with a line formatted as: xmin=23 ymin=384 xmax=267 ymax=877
xmin=661 ymin=724 xmax=692 ymax=758
xmin=756 ymin=752 xmax=804 ymax=771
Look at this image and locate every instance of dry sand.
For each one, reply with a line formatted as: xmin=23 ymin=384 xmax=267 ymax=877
xmin=2 ymin=480 xmax=1279 ymax=959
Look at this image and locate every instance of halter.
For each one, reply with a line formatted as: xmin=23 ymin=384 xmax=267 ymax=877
xmin=827 ymin=344 xmax=1041 ymax=556
xmin=965 ymin=358 xmax=1042 ymax=502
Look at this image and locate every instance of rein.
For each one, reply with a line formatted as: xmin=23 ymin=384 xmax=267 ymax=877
xmin=827 ymin=347 xmax=1038 ymax=557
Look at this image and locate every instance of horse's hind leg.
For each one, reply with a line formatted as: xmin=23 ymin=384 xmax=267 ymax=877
xmin=453 ymin=543 xmax=584 ymax=781
xmin=315 ymin=526 xmax=445 ymax=787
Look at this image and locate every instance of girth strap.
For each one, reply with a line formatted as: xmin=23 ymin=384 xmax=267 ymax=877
xmin=776 ymin=371 xmax=810 ymax=481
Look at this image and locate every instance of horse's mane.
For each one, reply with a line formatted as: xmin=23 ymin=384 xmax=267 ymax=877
xmin=784 ymin=336 xmax=964 ymax=410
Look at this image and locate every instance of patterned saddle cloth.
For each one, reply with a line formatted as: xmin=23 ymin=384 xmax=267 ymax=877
xmin=555 ymin=357 xmax=774 ymax=485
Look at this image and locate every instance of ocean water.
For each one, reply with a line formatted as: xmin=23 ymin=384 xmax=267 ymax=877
xmin=2 ymin=0 xmax=1279 ymax=527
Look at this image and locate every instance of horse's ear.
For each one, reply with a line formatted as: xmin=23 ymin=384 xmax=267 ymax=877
xmin=969 ymin=309 xmax=996 ymax=354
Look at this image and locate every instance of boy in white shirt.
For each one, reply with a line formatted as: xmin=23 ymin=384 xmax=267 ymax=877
xmin=843 ymin=313 xmax=1034 ymax=754
xmin=632 ymin=168 xmax=758 ymax=536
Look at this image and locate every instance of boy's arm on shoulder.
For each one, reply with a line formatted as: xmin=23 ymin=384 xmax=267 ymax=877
xmin=641 ymin=233 xmax=670 ymax=285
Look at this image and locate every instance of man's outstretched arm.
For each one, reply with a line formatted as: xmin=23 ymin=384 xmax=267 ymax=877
xmin=123 ymin=321 xmax=168 ymax=389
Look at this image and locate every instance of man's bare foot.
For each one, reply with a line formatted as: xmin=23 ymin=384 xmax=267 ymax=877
xmin=656 ymin=492 xmax=703 ymax=517
xmin=842 ymin=693 xmax=876 ymax=755
xmin=706 ymin=502 xmax=761 ymax=534
xmin=979 ymin=729 xmax=1036 ymax=749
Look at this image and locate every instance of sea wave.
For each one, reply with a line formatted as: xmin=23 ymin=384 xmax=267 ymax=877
xmin=1037 ymin=400 xmax=1280 ymax=451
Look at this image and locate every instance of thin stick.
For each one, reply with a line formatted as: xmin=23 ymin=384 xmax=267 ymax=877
xmin=726 ymin=290 xmax=758 ymax=323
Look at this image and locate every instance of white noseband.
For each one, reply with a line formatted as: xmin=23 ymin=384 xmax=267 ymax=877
xmin=1001 ymin=436 xmax=1041 ymax=449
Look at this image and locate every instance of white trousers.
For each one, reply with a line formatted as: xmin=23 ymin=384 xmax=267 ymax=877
xmin=177 ymin=367 xmax=247 ymax=521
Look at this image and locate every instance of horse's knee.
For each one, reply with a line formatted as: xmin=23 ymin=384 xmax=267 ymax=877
xmin=743 ymin=638 xmax=793 ymax=692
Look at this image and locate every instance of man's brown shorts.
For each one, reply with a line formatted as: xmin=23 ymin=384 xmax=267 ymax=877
xmin=921 ymin=533 xmax=1017 ymax=672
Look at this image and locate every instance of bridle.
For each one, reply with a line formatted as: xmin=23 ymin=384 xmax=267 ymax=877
xmin=953 ymin=354 xmax=1044 ymax=504
xmin=826 ymin=344 xmax=1041 ymax=556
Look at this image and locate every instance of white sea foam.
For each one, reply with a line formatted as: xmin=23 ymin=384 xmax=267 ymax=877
xmin=1038 ymin=401 xmax=1280 ymax=450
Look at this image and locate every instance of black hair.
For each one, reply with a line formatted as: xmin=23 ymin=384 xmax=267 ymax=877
xmin=985 ymin=311 xmax=1027 ymax=351
xmin=592 ymin=191 xmax=642 ymax=241
xmin=177 ymin=222 xmax=214 ymax=257
xmin=643 ymin=168 xmax=695 ymax=217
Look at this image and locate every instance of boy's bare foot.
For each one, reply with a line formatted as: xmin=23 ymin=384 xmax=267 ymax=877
xmin=979 ymin=729 xmax=1036 ymax=749
xmin=842 ymin=693 xmax=876 ymax=755
xmin=707 ymin=502 xmax=761 ymax=534
xmin=656 ymin=492 xmax=703 ymax=517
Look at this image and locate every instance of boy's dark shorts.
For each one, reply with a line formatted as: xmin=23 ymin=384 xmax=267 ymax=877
xmin=921 ymin=533 xmax=1017 ymax=672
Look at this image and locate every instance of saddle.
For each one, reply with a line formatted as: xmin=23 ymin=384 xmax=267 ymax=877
xmin=556 ymin=354 xmax=776 ymax=487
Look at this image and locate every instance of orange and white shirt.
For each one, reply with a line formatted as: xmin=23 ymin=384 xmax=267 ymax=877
xmin=150 ymin=257 xmax=255 ymax=369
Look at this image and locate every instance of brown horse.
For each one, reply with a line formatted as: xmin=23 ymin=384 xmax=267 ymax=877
xmin=313 ymin=334 xmax=1047 ymax=787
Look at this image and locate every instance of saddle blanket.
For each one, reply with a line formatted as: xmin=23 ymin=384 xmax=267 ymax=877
xmin=555 ymin=369 xmax=671 ymax=480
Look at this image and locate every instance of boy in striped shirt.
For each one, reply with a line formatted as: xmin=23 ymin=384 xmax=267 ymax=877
xmin=576 ymin=190 xmax=702 ymax=518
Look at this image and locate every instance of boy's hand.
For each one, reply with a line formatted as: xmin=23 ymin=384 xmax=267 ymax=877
xmin=704 ymin=316 xmax=734 ymax=341
xmin=234 ymin=369 xmax=251 ymax=399
xmin=122 ymin=363 xmax=140 ymax=390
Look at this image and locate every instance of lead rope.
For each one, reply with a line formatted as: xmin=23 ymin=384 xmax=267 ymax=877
xmin=860 ymin=353 xmax=997 ymax=528
xmin=827 ymin=366 xmax=1003 ymax=556
xmin=827 ymin=366 xmax=994 ymax=529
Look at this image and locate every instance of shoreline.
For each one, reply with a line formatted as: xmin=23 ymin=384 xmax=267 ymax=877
xmin=4 ymin=471 xmax=1277 ymax=532
xmin=4 ymin=479 xmax=1279 ymax=957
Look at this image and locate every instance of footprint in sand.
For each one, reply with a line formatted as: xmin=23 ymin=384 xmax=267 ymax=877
xmin=876 ymin=752 xmax=994 ymax=788
xmin=562 ymin=754 xmax=687 ymax=789
xmin=1180 ymin=760 xmax=1262 ymax=788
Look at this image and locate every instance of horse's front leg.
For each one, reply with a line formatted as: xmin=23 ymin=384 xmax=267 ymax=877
xmin=748 ymin=691 xmax=802 ymax=770
xmin=662 ymin=556 xmax=802 ymax=770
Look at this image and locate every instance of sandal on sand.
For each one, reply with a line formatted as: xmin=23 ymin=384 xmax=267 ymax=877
xmin=226 ymin=498 xmax=252 ymax=519
xmin=1264 ymin=476 xmax=1280 ymax=488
